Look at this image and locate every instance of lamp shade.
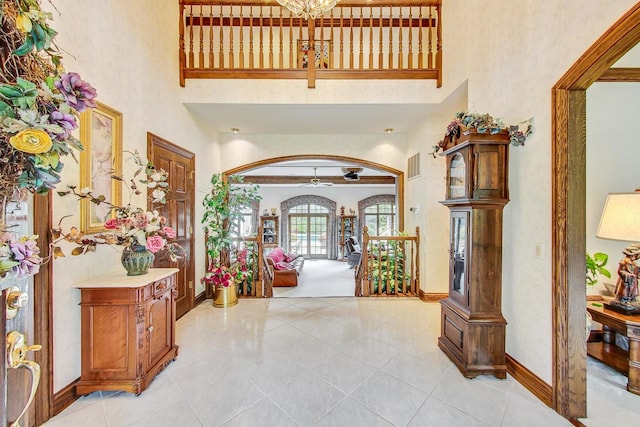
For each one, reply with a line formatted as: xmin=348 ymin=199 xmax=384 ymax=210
xmin=596 ymin=192 xmax=640 ymax=242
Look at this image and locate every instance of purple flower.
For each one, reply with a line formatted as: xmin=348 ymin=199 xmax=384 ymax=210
xmin=54 ymin=72 xmax=98 ymax=112
xmin=49 ymin=110 xmax=78 ymax=140
xmin=9 ymin=239 xmax=42 ymax=276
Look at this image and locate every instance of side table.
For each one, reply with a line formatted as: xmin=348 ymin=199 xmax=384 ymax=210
xmin=587 ymin=301 xmax=640 ymax=395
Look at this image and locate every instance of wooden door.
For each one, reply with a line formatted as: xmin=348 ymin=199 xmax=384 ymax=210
xmin=148 ymin=134 xmax=195 ymax=319
xmin=146 ymin=291 xmax=173 ymax=368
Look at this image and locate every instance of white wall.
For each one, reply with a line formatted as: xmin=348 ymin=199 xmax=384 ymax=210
xmin=586 ymin=82 xmax=640 ymax=295
xmin=50 ymin=0 xmax=216 ymax=391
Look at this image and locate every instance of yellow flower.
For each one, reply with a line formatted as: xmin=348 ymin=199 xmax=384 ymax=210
xmin=9 ymin=129 xmax=53 ymax=154
xmin=15 ymin=13 xmax=32 ymax=33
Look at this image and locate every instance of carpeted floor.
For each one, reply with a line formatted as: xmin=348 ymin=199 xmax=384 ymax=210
xmin=273 ymin=259 xmax=356 ymax=297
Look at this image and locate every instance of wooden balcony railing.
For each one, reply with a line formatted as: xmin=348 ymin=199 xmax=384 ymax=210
xmin=179 ymin=0 xmax=442 ymax=88
xmin=355 ymin=226 xmax=420 ymax=297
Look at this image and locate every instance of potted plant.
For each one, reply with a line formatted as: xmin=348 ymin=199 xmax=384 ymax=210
xmin=201 ymin=173 xmax=261 ymax=305
xmin=586 ymin=252 xmax=611 ymax=289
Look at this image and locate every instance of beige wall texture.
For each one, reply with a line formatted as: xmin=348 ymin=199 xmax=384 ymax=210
xmin=48 ymin=0 xmax=639 ymax=392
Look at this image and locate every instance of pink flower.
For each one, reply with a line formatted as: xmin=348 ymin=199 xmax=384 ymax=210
xmin=162 ymin=226 xmax=176 ymax=239
xmin=145 ymin=235 xmax=165 ymax=253
xmin=104 ymin=219 xmax=119 ymax=229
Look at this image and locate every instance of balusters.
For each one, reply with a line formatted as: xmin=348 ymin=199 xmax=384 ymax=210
xmin=229 ymin=6 xmax=234 ymax=67
xmin=198 ymin=5 xmax=204 ymax=67
xmin=219 ymin=6 xmax=224 ymax=67
xmin=387 ymin=6 xmax=393 ymax=69
xmin=358 ymin=7 xmax=363 ymax=69
xmin=268 ymin=7 xmax=273 ymax=69
xmin=349 ymin=7 xmax=354 ymax=69
xmin=278 ymin=8 xmax=283 ymax=69
xmin=378 ymin=5 xmax=383 ymax=69
xmin=368 ymin=6 xmax=373 ymax=69
xmin=427 ymin=6 xmax=433 ymax=68
xmin=408 ymin=7 xmax=413 ymax=69
xmin=259 ymin=6 xmax=264 ymax=68
xmin=249 ymin=5 xmax=254 ymax=68
xmin=209 ymin=6 xmax=214 ymax=67
xmin=339 ymin=8 xmax=344 ymax=69
xmin=288 ymin=10 xmax=294 ymax=68
xmin=188 ymin=5 xmax=194 ymax=68
xmin=397 ymin=7 xmax=403 ymax=69
xmin=239 ymin=6 xmax=244 ymax=68
xmin=178 ymin=2 xmax=443 ymax=87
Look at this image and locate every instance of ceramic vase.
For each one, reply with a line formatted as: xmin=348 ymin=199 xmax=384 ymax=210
xmin=121 ymin=245 xmax=154 ymax=276
xmin=213 ymin=284 xmax=238 ymax=307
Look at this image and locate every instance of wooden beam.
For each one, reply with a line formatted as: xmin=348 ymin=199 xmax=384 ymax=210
xmin=597 ymin=67 xmax=640 ymax=82
xmin=241 ymin=175 xmax=395 ymax=185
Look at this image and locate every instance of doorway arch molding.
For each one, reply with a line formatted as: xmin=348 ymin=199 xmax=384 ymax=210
xmin=224 ymin=154 xmax=405 ymax=231
xmin=552 ymin=3 xmax=640 ymax=419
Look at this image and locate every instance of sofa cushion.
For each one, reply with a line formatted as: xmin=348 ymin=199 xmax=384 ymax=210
xmin=284 ymin=253 xmax=300 ymax=262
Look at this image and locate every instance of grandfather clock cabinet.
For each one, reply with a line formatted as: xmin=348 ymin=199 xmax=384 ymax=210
xmin=437 ymin=128 xmax=510 ymax=379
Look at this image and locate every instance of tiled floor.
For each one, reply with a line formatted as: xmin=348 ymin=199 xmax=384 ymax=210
xmin=44 ymin=297 xmax=623 ymax=426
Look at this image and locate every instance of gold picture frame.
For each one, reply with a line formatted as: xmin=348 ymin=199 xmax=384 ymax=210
xmin=79 ymin=101 xmax=122 ymax=233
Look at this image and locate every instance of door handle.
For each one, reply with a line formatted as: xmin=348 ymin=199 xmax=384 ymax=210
xmin=6 ymin=330 xmax=42 ymax=427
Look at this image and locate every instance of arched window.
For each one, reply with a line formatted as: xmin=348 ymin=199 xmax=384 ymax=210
xmin=281 ymin=195 xmax=337 ymax=259
xmin=358 ymin=194 xmax=396 ymax=236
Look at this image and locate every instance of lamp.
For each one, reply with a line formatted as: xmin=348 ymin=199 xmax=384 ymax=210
xmin=276 ymin=0 xmax=339 ymax=19
xmin=596 ymin=191 xmax=640 ymax=314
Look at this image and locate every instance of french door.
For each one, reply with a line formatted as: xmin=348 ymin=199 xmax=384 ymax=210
xmin=288 ymin=214 xmax=329 ymax=258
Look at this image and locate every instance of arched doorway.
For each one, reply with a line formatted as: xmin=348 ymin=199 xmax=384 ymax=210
xmin=552 ymin=3 xmax=640 ymax=419
xmin=223 ymin=154 xmax=405 ymax=232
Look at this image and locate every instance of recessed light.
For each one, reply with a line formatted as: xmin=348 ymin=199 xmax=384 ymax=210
xmin=231 ymin=128 xmax=240 ymax=133
xmin=384 ymin=128 xmax=394 ymax=134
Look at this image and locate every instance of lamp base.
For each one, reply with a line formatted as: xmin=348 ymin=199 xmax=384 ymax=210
xmin=604 ymin=300 xmax=640 ymax=315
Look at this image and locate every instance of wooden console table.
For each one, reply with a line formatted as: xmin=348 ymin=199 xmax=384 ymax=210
xmin=587 ymin=301 xmax=640 ymax=395
xmin=75 ymin=268 xmax=179 ymax=396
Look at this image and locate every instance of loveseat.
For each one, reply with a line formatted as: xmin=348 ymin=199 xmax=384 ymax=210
xmin=263 ymin=247 xmax=304 ymax=287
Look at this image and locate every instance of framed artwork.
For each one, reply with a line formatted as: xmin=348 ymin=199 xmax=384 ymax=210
xmin=79 ymin=101 xmax=122 ymax=233
xmin=298 ymin=40 xmax=331 ymax=69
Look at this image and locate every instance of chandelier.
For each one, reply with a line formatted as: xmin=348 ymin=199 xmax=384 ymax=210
xmin=276 ymin=0 xmax=339 ymax=19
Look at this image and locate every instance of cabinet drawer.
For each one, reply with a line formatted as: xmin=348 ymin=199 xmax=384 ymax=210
xmin=443 ymin=308 xmax=466 ymax=352
xmin=152 ymin=276 xmax=174 ymax=297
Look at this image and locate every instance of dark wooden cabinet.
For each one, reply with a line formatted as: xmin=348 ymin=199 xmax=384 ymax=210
xmin=75 ymin=268 xmax=179 ymax=396
xmin=437 ymin=128 xmax=509 ymax=379
xmin=260 ymin=216 xmax=279 ymax=248
xmin=337 ymin=215 xmax=357 ymax=259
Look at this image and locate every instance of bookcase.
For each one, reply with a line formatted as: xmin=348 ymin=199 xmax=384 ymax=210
xmin=260 ymin=216 xmax=279 ymax=248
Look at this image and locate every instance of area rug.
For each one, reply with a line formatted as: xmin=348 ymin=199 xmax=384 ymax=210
xmin=272 ymin=259 xmax=355 ymax=297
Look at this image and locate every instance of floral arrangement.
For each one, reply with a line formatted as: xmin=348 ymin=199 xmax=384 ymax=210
xmin=201 ymin=247 xmax=250 ymax=288
xmin=51 ymin=151 xmax=183 ymax=262
xmin=430 ymin=112 xmax=534 ymax=157
xmin=0 ymin=229 xmax=41 ymax=278
xmin=0 ymin=0 xmax=97 ymax=198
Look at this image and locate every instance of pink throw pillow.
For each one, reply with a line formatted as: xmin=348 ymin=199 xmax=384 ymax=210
xmin=284 ymin=254 xmax=298 ymax=262
xmin=274 ymin=261 xmax=293 ymax=270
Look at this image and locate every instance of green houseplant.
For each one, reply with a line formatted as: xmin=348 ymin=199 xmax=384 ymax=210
xmin=586 ymin=252 xmax=611 ymax=288
xmin=201 ymin=174 xmax=261 ymax=302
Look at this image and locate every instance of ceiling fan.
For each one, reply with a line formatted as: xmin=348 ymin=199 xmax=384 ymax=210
xmin=302 ymin=167 xmax=333 ymax=187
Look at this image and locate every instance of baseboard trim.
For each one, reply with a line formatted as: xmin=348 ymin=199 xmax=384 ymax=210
xmin=195 ymin=290 xmax=206 ymax=305
xmin=505 ymin=353 xmax=553 ymax=408
xmin=418 ymin=289 xmax=448 ymax=302
xmin=53 ymin=377 xmax=79 ymax=416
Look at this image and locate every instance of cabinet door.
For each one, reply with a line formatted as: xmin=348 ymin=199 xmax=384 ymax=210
xmin=449 ymin=211 xmax=469 ymax=306
xmin=146 ymin=290 xmax=173 ymax=369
